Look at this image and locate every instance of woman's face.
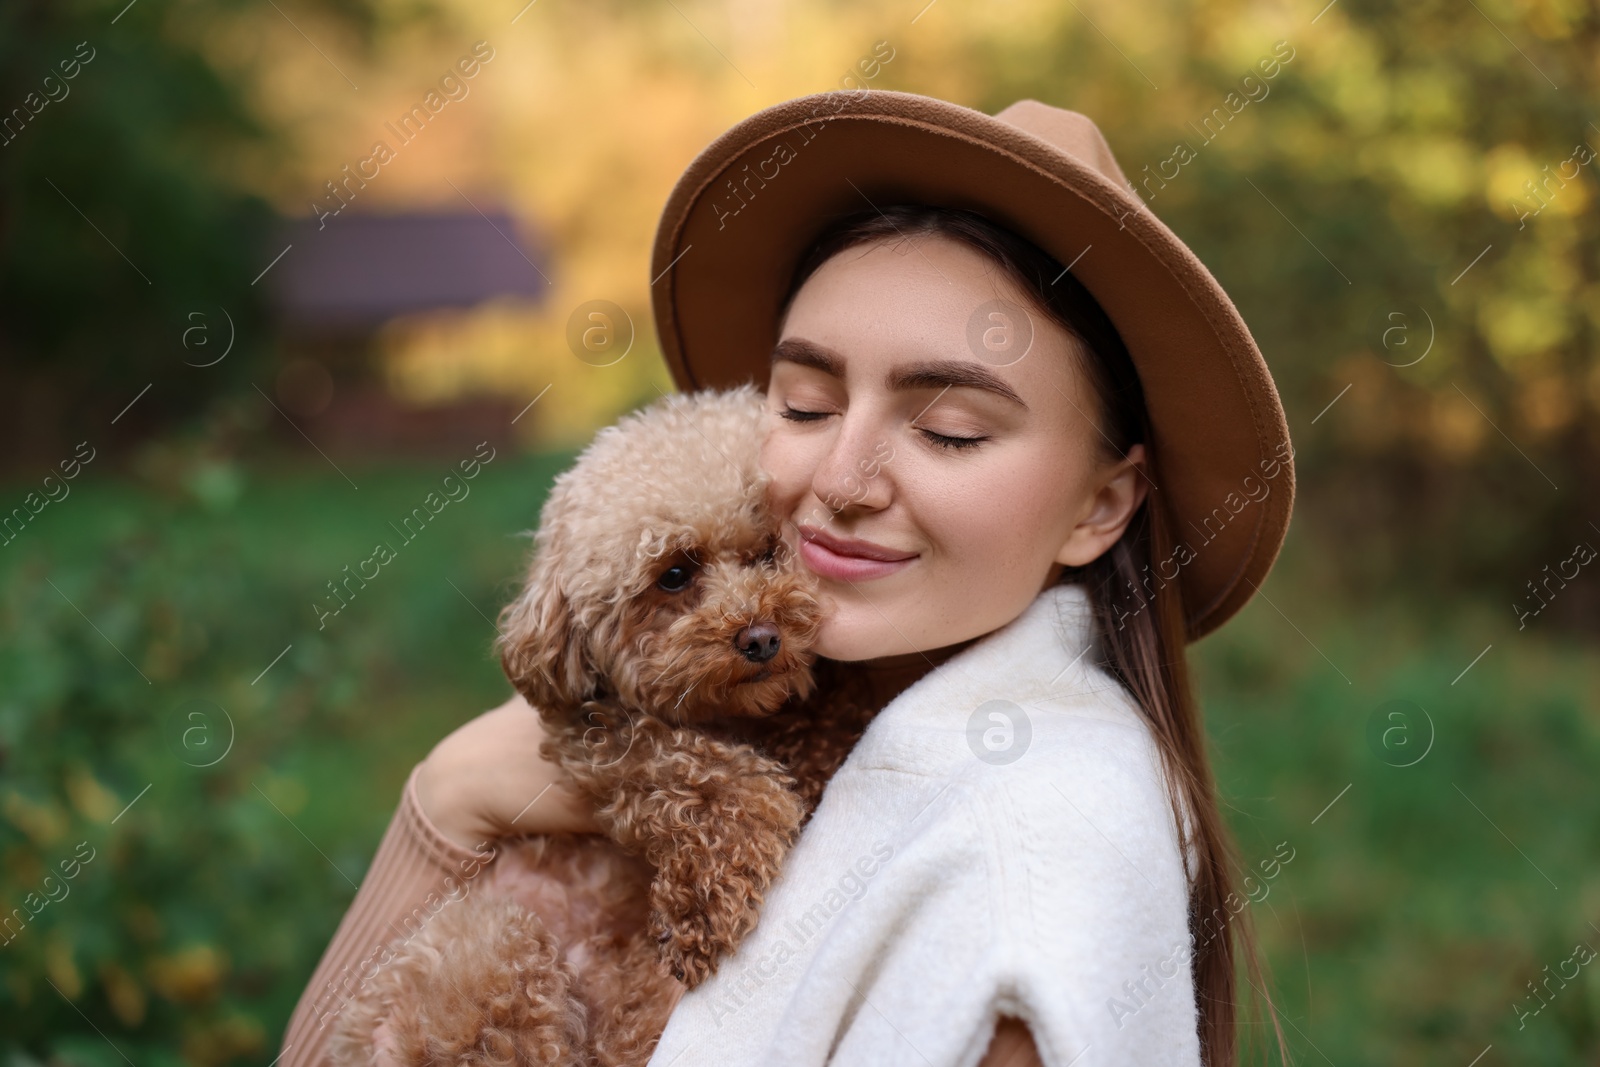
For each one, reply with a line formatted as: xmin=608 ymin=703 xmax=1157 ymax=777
xmin=761 ymin=233 xmax=1149 ymax=661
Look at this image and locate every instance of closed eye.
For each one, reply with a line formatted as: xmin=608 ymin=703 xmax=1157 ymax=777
xmin=783 ymin=398 xmax=985 ymax=449
xmin=918 ymin=428 xmax=988 ymax=451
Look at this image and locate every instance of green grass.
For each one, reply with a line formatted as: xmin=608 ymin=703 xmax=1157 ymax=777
xmin=1197 ymin=532 xmax=1600 ymax=1064
xmin=0 ymin=454 xmax=1595 ymax=1065
xmin=0 ymin=449 xmax=573 ymax=1065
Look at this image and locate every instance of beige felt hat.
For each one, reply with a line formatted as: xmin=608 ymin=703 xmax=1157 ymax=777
xmin=649 ymin=90 xmax=1295 ymax=642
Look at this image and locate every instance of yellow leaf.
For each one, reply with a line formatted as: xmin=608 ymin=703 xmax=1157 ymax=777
xmin=44 ymin=935 xmax=82 ymax=999
xmin=1477 ymin=294 xmax=1568 ymax=369
xmin=1394 ymin=137 xmax=1476 ymax=206
xmin=182 ymin=1013 xmax=266 ymax=1067
xmin=98 ymin=960 xmax=147 ymax=1027
xmin=64 ymin=766 xmax=121 ymax=825
xmin=3 ymin=790 xmax=68 ymax=847
xmin=1484 ymin=142 xmax=1538 ymax=221
xmin=149 ymin=943 xmax=230 ymax=1005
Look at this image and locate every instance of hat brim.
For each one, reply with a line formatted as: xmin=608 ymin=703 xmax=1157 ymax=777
xmin=650 ymin=90 xmax=1294 ymax=642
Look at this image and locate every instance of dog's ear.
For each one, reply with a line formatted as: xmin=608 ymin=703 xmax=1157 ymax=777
xmin=496 ymin=561 xmax=593 ymax=710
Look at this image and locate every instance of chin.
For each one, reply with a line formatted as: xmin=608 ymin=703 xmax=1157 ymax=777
xmin=813 ymin=614 xmax=914 ymax=662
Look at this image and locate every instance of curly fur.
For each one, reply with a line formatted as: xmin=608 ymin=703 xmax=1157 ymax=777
xmin=499 ymin=386 xmax=822 ymax=722
xmin=332 ymin=386 xmax=879 ymax=1067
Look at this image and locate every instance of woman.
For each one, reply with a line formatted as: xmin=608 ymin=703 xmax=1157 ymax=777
xmin=280 ymin=91 xmax=1293 ymax=1066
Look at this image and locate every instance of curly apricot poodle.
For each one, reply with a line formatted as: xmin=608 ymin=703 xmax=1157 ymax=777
xmin=331 ymin=386 xmax=876 ymax=1067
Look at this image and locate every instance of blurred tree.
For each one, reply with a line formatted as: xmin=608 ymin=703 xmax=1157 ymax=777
xmin=324 ymin=0 xmax=1600 ymax=614
xmin=6 ymin=0 xmax=1598 ymax=611
xmin=0 ymin=0 xmax=407 ymax=469
xmin=1142 ymin=0 xmax=1600 ymax=620
xmin=0 ymin=0 xmax=281 ymax=465
xmin=922 ymin=0 xmax=1600 ymax=619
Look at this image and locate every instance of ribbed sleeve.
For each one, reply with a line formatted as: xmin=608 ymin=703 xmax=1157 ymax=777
xmin=277 ymin=761 xmax=490 ymax=1067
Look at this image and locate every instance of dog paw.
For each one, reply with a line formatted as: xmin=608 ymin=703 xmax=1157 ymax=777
xmin=651 ymin=912 xmax=717 ymax=987
xmin=647 ymin=872 xmax=758 ymax=989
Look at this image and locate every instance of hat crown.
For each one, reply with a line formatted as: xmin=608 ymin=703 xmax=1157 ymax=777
xmin=992 ymin=99 xmax=1131 ymax=190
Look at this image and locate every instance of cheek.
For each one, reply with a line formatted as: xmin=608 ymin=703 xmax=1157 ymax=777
xmin=759 ymin=428 xmax=813 ymax=516
xmin=922 ymin=451 xmax=1080 ymax=567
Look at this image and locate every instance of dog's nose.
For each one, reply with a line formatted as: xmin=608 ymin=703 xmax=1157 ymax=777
xmin=735 ymin=622 xmax=781 ymax=663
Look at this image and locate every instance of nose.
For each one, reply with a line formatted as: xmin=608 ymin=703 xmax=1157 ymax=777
xmin=811 ymin=414 xmax=892 ymax=517
xmin=735 ymin=622 xmax=781 ymax=663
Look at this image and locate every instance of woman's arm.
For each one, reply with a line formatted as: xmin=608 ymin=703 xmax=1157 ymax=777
xmin=416 ymin=691 xmax=598 ymax=847
xmin=277 ymin=693 xmax=596 ymax=1065
xmin=276 ymin=761 xmax=492 ymax=1066
xmin=979 ymin=1018 xmax=1045 ymax=1067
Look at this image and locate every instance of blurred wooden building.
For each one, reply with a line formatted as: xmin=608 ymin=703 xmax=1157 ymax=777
xmin=265 ymin=209 xmax=550 ymax=456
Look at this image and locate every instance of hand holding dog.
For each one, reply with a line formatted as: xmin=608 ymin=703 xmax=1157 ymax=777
xmin=416 ymin=691 xmax=600 ymax=851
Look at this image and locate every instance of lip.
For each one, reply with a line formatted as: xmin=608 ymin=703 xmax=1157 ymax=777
xmin=797 ymin=524 xmax=917 ymax=582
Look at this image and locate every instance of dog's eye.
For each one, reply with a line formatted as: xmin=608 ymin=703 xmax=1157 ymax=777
xmin=657 ymin=564 xmax=697 ymax=592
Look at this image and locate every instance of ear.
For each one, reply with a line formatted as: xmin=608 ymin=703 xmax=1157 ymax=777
xmin=496 ymin=560 xmax=593 ymax=709
xmin=1055 ymin=443 xmax=1150 ymax=568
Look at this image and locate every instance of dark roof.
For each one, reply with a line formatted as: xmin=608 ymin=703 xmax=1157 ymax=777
xmin=269 ymin=209 xmax=550 ymax=332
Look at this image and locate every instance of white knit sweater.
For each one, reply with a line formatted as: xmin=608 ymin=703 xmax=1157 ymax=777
xmin=648 ymin=582 xmax=1201 ymax=1067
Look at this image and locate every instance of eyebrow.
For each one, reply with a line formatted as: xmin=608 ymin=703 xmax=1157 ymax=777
xmin=770 ymin=338 xmax=1028 ymax=409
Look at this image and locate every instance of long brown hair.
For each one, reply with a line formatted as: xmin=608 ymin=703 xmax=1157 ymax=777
xmin=778 ymin=204 xmax=1287 ymax=1066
